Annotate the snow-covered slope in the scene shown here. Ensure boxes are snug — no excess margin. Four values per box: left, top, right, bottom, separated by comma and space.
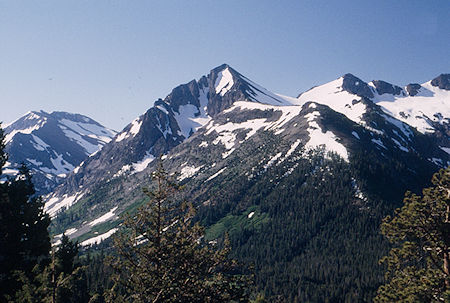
44, 66, 449, 246
2, 111, 116, 193
295, 73, 450, 154
44, 64, 297, 216
372, 80, 450, 134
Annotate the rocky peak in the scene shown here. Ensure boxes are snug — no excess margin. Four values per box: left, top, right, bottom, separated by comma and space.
405, 83, 422, 96
341, 74, 374, 99
430, 74, 450, 90
207, 64, 250, 116
163, 79, 201, 114
371, 80, 403, 96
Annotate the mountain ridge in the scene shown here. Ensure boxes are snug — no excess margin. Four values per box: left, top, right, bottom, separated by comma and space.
43, 64, 449, 241
2, 110, 116, 194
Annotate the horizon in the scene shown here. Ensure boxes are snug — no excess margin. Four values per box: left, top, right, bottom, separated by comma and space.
1, 1, 449, 131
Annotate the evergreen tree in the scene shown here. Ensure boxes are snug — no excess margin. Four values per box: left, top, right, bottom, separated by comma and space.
107, 161, 252, 303
375, 167, 450, 302
56, 234, 79, 275
0, 124, 51, 301
12, 235, 89, 303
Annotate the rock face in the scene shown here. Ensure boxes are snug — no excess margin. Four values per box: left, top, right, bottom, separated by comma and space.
341, 74, 374, 98
372, 80, 403, 95
431, 74, 450, 90
3, 111, 116, 194
406, 83, 422, 96
45, 66, 450, 237
44, 64, 294, 215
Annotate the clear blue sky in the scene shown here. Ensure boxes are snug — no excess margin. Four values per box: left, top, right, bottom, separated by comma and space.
1, 1, 449, 131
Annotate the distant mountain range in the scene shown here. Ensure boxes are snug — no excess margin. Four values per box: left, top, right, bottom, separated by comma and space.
2, 111, 116, 194
2, 65, 449, 301
41, 64, 449, 238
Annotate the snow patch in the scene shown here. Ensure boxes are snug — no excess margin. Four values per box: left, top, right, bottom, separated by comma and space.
304, 111, 349, 161
81, 228, 118, 247
88, 207, 119, 227
206, 167, 227, 181
132, 153, 155, 173
174, 86, 211, 139
371, 138, 387, 149
178, 165, 203, 181
215, 67, 234, 96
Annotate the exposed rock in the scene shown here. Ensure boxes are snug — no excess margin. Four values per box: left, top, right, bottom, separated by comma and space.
405, 83, 421, 96
341, 74, 374, 99
372, 80, 403, 95
430, 74, 450, 90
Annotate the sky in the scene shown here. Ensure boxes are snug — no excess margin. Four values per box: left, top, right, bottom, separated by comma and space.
0, 1, 449, 131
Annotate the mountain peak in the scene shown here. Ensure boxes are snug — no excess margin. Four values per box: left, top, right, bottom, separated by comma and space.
370, 80, 403, 96
430, 74, 450, 90
341, 73, 374, 98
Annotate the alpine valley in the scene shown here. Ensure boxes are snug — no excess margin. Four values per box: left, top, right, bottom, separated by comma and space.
6, 65, 450, 301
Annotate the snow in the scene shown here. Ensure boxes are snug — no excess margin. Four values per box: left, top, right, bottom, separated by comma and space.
59, 119, 115, 144
61, 128, 101, 155
6, 124, 44, 144
248, 212, 255, 219
88, 206, 118, 227
215, 67, 234, 96
65, 228, 77, 236
174, 86, 211, 139
115, 117, 142, 142
115, 131, 128, 142
373, 81, 450, 134
129, 118, 142, 136
156, 105, 169, 115
26, 158, 43, 167
40, 153, 75, 175
430, 158, 443, 166
132, 152, 155, 173
206, 167, 227, 181
113, 164, 131, 178
222, 148, 235, 159
392, 138, 409, 152
351, 131, 360, 139
264, 152, 283, 170
199, 141, 208, 148
285, 139, 302, 159
178, 165, 203, 181
371, 138, 387, 149
205, 102, 304, 158
81, 228, 118, 246
30, 135, 50, 151
304, 111, 349, 161
380, 114, 413, 139
440, 146, 450, 155
295, 77, 367, 125
240, 75, 293, 105
45, 192, 85, 217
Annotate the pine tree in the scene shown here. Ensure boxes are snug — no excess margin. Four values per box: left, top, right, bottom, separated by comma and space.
107, 161, 252, 303
56, 234, 79, 275
0, 124, 51, 301
12, 235, 89, 303
374, 167, 450, 302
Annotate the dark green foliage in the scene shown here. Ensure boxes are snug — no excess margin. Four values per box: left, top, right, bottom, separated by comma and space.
195, 138, 436, 302
0, 124, 51, 301
375, 167, 450, 302
56, 234, 79, 275
107, 161, 252, 302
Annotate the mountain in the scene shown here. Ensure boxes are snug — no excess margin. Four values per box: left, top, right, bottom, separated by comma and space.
2, 111, 116, 194
44, 64, 295, 216
44, 66, 449, 301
